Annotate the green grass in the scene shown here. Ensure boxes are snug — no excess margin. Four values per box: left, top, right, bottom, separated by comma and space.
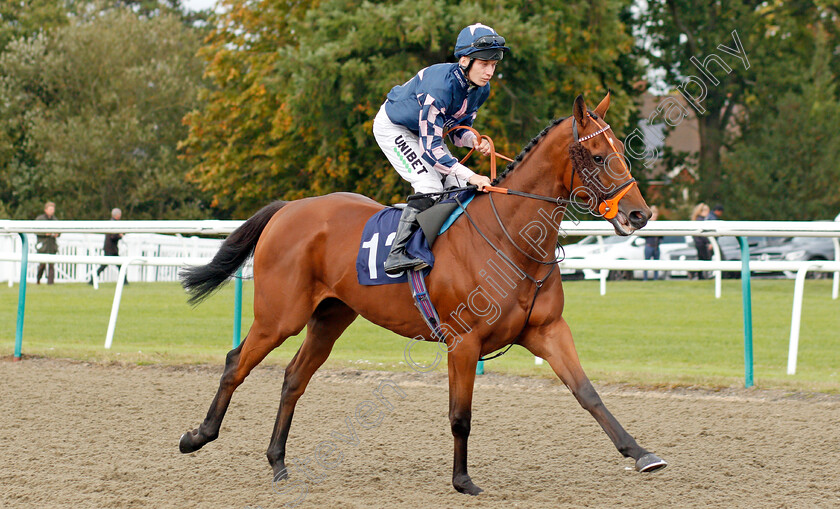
2, 279, 839, 393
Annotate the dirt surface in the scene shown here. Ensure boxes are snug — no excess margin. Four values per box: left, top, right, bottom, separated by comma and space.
2, 358, 839, 508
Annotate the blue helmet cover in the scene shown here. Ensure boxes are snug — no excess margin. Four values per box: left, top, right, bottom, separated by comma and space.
454, 23, 511, 60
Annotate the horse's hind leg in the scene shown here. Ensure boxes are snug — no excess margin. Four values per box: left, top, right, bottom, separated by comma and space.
266, 298, 357, 480
179, 305, 311, 454
520, 318, 667, 472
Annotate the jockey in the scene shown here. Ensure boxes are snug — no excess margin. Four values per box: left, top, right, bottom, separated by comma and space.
373, 23, 510, 275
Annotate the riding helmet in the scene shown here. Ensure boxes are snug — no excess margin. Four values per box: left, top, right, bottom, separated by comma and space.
453, 24, 510, 61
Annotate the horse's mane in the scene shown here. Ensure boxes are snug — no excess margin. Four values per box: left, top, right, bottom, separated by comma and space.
491, 116, 569, 186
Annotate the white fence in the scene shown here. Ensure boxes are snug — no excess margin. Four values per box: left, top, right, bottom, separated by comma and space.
557, 220, 840, 300
2, 219, 839, 379
0, 220, 245, 358
0, 232, 231, 285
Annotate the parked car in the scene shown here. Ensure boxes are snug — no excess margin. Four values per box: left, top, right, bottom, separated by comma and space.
665, 237, 785, 278
560, 235, 691, 280
557, 236, 607, 280
750, 237, 838, 279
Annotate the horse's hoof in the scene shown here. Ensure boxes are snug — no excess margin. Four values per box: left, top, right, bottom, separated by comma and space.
272, 465, 289, 482
179, 431, 203, 454
453, 475, 483, 496
635, 452, 668, 473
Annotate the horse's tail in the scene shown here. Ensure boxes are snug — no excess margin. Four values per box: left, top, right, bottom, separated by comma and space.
181, 201, 287, 305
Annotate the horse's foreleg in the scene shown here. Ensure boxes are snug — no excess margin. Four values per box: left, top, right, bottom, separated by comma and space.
520, 318, 667, 472
179, 323, 289, 454
447, 339, 483, 495
266, 299, 357, 481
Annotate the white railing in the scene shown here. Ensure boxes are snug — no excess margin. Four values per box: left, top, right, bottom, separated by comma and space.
2, 219, 838, 378
0, 221, 246, 360
556, 221, 840, 377
559, 258, 840, 299
562, 220, 840, 237
0, 219, 241, 235
0, 231, 234, 285
0, 252, 218, 348
559, 220, 840, 298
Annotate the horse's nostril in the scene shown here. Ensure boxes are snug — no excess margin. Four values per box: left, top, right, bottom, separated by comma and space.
629, 211, 647, 227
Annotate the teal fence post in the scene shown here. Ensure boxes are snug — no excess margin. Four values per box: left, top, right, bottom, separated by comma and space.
14, 233, 29, 361
737, 236, 754, 388
476, 360, 484, 375
232, 267, 243, 348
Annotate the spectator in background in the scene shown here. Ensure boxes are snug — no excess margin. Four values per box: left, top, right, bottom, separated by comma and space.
691, 203, 709, 221
90, 208, 126, 285
691, 203, 710, 279
35, 201, 60, 285
707, 204, 724, 221
643, 206, 661, 281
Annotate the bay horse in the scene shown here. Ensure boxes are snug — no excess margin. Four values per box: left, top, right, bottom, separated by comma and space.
179, 92, 667, 496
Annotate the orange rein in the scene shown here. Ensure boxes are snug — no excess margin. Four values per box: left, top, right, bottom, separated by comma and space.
445, 125, 512, 194
446, 122, 636, 220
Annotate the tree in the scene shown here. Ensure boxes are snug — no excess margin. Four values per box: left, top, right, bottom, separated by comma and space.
719, 28, 840, 220
179, 0, 317, 217
639, 0, 839, 204
183, 0, 643, 217
0, 7, 209, 219
0, 0, 205, 55
0, 0, 70, 54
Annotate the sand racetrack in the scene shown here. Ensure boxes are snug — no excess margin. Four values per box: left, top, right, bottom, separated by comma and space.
1, 358, 839, 508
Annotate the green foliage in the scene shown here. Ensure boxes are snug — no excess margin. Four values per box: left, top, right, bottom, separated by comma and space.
7, 1, 835, 221
719, 30, 840, 220
0, 7, 210, 219
640, 0, 839, 206
0, 0, 69, 54
0, 0, 205, 55
183, 0, 642, 217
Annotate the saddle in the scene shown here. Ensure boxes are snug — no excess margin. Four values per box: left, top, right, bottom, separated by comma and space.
355, 189, 476, 287
393, 199, 460, 248
417, 188, 476, 247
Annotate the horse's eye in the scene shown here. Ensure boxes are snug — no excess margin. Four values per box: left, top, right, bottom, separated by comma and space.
593, 155, 604, 164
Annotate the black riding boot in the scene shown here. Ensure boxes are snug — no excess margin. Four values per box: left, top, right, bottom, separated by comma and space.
384, 198, 433, 275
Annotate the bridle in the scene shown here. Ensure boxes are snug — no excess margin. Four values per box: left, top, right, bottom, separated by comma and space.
418, 118, 639, 361
445, 117, 638, 219
569, 113, 638, 220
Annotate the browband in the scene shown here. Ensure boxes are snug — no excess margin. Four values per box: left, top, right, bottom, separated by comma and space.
572, 117, 611, 143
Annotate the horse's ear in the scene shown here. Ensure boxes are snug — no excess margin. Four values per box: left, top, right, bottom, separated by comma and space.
593, 90, 611, 120
573, 94, 588, 128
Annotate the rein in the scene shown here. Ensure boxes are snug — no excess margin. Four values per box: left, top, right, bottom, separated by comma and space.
443, 125, 573, 207
441, 127, 558, 360
425, 119, 637, 361
569, 114, 638, 220
445, 122, 638, 216
446, 125, 513, 181
453, 193, 557, 362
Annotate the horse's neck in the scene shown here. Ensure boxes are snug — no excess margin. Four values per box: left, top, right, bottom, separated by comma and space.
487, 132, 571, 264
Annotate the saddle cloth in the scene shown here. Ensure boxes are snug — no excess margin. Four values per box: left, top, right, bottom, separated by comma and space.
356, 189, 476, 286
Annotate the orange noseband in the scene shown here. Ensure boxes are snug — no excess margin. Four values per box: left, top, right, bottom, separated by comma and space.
576, 114, 638, 220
